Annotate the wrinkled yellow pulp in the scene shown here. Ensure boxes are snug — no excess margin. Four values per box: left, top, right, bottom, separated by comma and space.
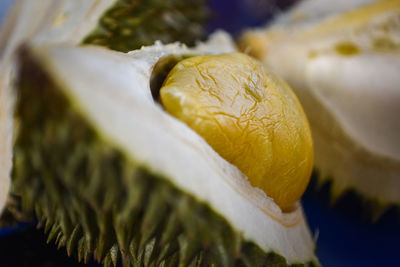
159, 53, 313, 212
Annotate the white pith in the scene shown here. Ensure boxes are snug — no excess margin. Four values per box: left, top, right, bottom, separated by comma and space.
24, 32, 318, 264
242, 0, 400, 207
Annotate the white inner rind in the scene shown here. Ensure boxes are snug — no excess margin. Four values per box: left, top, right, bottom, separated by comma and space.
27, 35, 317, 264
307, 53, 400, 161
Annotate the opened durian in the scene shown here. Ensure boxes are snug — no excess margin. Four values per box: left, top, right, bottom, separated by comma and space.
10, 34, 319, 266
0, 0, 319, 266
240, 0, 400, 219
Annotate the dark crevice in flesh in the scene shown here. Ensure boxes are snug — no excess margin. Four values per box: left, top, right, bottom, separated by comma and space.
149, 54, 193, 101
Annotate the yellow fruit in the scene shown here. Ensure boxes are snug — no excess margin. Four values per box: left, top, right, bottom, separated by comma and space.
160, 53, 313, 211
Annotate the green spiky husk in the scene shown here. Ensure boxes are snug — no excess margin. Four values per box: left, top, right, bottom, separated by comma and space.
82, 0, 209, 52
10, 49, 317, 267
307, 171, 400, 223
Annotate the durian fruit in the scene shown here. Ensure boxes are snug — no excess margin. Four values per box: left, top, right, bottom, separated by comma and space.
10, 32, 319, 266
239, 0, 400, 219
0, 0, 208, 214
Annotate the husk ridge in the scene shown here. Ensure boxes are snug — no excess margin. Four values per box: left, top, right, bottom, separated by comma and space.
308, 170, 400, 223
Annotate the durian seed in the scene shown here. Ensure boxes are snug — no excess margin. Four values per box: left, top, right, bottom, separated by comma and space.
159, 53, 314, 211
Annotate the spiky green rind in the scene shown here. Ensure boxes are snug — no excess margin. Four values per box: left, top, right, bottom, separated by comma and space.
82, 0, 209, 52
308, 171, 400, 222
10, 50, 317, 267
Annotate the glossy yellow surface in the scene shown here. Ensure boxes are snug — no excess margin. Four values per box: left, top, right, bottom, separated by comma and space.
159, 53, 313, 211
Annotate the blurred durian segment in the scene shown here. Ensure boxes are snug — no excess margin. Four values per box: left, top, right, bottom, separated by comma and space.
239, 0, 400, 219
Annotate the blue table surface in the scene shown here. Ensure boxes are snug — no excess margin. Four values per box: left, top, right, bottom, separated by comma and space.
0, 0, 399, 266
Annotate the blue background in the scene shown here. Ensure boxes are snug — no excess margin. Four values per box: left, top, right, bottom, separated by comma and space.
0, 0, 399, 266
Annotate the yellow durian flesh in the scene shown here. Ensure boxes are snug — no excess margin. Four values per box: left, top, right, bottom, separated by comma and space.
160, 53, 314, 212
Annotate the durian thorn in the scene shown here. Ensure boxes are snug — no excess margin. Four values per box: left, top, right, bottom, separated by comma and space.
178, 234, 201, 266
103, 254, 113, 267
96, 214, 115, 261
156, 241, 179, 265
57, 236, 66, 249
143, 237, 157, 266
83, 246, 91, 264
46, 224, 61, 244
55, 231, 64, 246
77, 237, 86, 262
44, 218, 53, 234
66, 225, 82, 256
212, 234, 232, 267
110, 243, 120, 267
120, 252, 131, 267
